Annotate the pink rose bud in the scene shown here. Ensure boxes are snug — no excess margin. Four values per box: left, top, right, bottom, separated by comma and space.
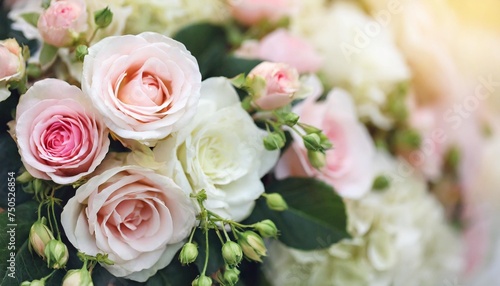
248, 61, 300, 110
236, 29, 323, 74
37, 0, 88, 47
0, 38, 24, 80
230, 0, 294, 26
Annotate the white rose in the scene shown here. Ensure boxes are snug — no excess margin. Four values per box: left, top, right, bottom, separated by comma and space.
61, 164, 196, 282
153, 77, 279, 222
290, 1, 410, 128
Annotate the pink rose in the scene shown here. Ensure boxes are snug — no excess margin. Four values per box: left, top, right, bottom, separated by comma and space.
15, 78, 109, 184
248, 61, 300, 110
230, 0, 294, 26
276, 87, 376, 198
236, 29, 322, 73
82, 32, 201, 145
37, 0, 88, 47
61, 164, 196, 282
0, 38, 25, 101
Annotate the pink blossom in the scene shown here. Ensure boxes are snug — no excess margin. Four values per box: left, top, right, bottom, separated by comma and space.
230, 0, 294, 26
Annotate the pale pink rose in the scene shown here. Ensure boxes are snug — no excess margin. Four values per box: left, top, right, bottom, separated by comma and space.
0, 38, 23, 79
276, 88, 376, 199
230, 0, 294, 26
248, 61, 300, 110
82, 32, 201, 146
236, 29, 322, 73
37, 0, 88, 47
14, 78, 109, 184
61, 164, 196, 282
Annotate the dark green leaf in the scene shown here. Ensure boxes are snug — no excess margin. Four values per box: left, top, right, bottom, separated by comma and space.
0, 133, 32, 209
193, 229, 225, 276
245, 178, 349, 250
173, 23, 227, 79
146, 257, 198, 286
91, 265, 142, 286
208, 56, 261, 79
1, 240, 65, 285
0, 200, 38, 279
39, 43, 58, 67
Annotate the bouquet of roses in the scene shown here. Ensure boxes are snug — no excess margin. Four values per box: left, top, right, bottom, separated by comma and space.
2, 0, 500, 285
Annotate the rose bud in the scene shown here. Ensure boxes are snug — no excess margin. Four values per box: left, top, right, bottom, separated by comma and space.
223, 268, 240, 286
0, 38, 25, 102
44, 239, 69, 269
20, 280, 45, 286
263, 193, 288, 211
238, 231, 267, 262
192, 275, 212, 286
37, 0, 88, 47
222, 241, 243, 266
254, 219, 278, 238
179, 242, 198, 265
29, 218, 55, 258
62, 268, 94, 286
247, 62, 301, 110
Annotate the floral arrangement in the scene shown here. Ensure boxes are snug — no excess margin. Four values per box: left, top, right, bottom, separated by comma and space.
1, 0, 500, 285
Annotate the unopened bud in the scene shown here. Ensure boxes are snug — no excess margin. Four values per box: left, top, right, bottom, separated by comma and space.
254, 220, 278, 238
307, 150, 326, 169
94, 7, 113, 29
63, 268, 94, 286
372, 175, 390, 191
179, 242, 198, 265
238, 231, 267, 262
75, 45, 88, 62
263, 193, 288, 211
192, 275, 212, 286
299, 123, 321, 134
222, 241, 243, 266
17, 170, 33, 184
44, 239, 69, 269
303, 133, 322, 151
223, 268, 240, 286
29, 218, 55, 258
282, 112, 300, 127
263, 132, 285, 150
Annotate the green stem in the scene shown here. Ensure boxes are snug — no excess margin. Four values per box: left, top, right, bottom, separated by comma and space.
213, 224, 226, 244
188, 225, 197, 243
201, 228, 209, 276
87, 28, 100, 44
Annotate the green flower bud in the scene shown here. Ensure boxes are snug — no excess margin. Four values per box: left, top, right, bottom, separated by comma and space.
21, 279, 45, 286
221, 241, 243, 266
75, 45, 88, 62
29, 218, 55, 258
63, 268, 94, 286
179, 242, 198, 265
303, 133, 322, 151
298, 123, 321, 134
192, 275, 212, 286
263, 132, 285, 150
254, 219, 278, 238
282, 112, 300, 127
307, 150, 326, 169
223, 268, 240, 286
17, 170, 33, 183
44, 239, 69, 269
94, 7, 113, 29
238, 231, 267, 262
372, 175, 390, 191
263, 193, 288, 211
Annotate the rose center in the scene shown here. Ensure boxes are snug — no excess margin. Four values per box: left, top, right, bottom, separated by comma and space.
40, 116, 83, 160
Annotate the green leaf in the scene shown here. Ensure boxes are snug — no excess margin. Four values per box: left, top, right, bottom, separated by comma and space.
173, 23, 227, 78
1, 240, 65, 285
20, 13, 40, 28
193, 229, 225, 276
146, 257, 198, 286
245, 178, 350, 250
91, 265, 142, 286
208, 56, 261, 79
0, 200, 38, 279
0, 133, 32, 209
39, 43, 58, 67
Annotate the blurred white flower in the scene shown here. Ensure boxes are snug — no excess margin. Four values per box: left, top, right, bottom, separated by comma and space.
265, 152, 462, 285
